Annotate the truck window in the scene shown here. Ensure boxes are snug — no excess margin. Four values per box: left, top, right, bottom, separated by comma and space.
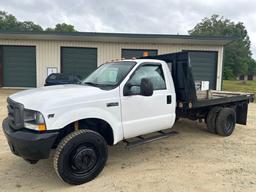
83, 61, 136, 88
128, 64, 166, 92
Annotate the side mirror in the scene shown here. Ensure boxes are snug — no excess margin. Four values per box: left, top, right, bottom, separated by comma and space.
140, 78, 153, 96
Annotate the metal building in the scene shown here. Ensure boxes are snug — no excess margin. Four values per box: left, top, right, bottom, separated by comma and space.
0, 32, 232, 89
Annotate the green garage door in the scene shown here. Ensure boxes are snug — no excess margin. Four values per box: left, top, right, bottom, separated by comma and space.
61, 47, 97, 79
3, 46, 36, 87
189, 51, 217, 89
121, 49, 158, 59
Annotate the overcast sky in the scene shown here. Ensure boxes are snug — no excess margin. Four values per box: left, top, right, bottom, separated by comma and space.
1, 0, 256, 57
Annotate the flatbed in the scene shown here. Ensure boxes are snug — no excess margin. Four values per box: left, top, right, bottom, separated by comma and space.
144, 51, 254, 124
194, 90, 254, 108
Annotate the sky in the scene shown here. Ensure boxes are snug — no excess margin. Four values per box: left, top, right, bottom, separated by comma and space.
1, 0, 256, 57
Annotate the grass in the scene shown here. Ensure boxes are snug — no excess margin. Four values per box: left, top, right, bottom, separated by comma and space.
223, 80, 256, 97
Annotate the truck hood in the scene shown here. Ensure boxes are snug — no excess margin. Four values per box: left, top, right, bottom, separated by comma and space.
9, 84, 111, 111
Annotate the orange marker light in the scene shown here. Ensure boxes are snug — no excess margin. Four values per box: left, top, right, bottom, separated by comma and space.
38, 124, 46, 132
143, 51, 149, 57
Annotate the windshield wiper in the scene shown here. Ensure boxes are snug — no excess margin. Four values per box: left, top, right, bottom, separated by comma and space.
84, 82, 116, 88
83, 82, 100, 87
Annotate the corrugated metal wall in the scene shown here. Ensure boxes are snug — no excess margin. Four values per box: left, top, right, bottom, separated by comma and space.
0, 39, 223, 90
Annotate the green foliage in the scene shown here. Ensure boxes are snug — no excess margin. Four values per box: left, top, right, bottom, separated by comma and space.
189, 15, 254, 79
223, 66, 236, 80
0, 11, 77, 32
248, 58, 256, 75
45, 23, 77, 32
0, 11, 43, 32
18, 21, 43, 32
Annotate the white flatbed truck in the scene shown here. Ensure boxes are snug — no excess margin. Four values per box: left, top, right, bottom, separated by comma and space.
2, 51, 254, 185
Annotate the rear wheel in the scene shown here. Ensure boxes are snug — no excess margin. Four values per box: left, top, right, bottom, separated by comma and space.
53, 129, 108, 185
206, 107, 222, 133
215, 108, 236, 136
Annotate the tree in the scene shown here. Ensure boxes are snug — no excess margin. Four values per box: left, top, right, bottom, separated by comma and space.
0, 11, 77, 33
18, 21, 43, 32
248, 58, 256, 75
0, 11, 18, 30
189, 15, 253, 80
45, 23, 77, 32
0, 11, 43, 32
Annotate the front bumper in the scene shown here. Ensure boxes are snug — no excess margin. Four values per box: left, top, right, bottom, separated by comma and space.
2, 118, 58, 161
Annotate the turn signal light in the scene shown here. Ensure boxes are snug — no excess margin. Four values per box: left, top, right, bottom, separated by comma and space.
38, 124, 46, 132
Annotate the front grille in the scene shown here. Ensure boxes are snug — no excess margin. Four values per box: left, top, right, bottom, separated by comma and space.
7, 97, 24, 130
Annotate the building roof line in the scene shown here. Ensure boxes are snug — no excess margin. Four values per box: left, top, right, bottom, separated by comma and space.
0, 31, 235, 45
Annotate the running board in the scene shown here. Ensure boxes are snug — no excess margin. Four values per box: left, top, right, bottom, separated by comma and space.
123, 130, 178, 149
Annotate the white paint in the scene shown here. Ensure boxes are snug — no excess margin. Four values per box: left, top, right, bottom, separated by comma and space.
47, 67, 58, 76
10, 84, 124, 144
120, 59, 176, 139
9, 59, 176, 144
201, 81, 210, 91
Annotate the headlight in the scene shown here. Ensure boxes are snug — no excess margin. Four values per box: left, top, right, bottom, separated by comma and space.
24, 109, 46, 131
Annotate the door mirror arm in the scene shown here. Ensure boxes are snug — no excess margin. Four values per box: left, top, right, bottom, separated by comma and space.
123, 83, 132, 96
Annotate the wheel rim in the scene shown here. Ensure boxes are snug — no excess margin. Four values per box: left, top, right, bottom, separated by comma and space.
225, 114, 235, 133
70, 145, 98, 175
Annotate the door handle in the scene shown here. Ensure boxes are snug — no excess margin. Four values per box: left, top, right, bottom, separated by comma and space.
167, 95, 172, 104
106, 102, 119, 107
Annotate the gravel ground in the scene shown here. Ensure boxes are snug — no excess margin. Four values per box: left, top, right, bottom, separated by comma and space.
0, 89, 256, 192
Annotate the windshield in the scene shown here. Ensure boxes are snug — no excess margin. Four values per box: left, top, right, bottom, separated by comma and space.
82, 61, 136, 88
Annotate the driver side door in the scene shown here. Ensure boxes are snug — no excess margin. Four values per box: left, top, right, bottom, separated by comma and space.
121, 62, 175, 139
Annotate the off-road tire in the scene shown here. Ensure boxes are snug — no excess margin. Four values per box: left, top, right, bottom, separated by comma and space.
215, 107, 236, 136
53, 129, 108, 185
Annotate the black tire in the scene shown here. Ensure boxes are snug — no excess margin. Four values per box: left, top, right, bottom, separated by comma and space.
206, 107, 222, 133
216, 108, 236, 136
54, 129, 108, 185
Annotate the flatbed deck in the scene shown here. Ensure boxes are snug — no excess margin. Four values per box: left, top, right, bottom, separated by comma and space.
193, 90, 254, 108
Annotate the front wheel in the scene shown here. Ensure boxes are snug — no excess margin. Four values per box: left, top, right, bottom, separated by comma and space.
53, 129, 108, 185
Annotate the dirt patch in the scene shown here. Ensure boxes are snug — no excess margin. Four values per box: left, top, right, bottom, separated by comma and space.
0, 89, 256, 192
